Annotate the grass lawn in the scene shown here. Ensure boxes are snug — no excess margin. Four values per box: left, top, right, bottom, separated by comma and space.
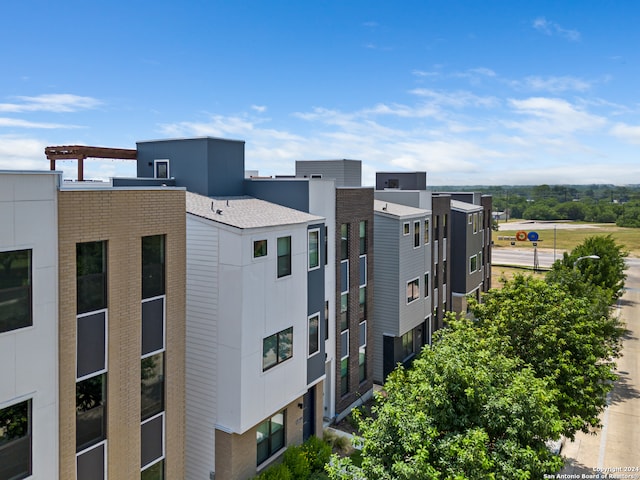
491, 265, 546, 288
493, 222, 640, 257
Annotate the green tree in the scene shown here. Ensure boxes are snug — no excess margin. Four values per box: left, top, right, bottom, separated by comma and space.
327, 320, 564, 480
471, 275, 621, 439
549, 234, 627, 300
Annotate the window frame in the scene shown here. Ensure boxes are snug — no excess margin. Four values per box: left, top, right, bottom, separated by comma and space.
142, 235, 165, 300
413, 220, 420, 248
276, 236, 292, 278
0, 397, 32, 480
406, 278, 420, 304
256, 411, 286, 466
76, 439, 107, 480
308, 313, 320, 358
308, 228, 320, 271
76, 241, 107, 315
402, 222, 410, 236
253, 239, 268, 259
76, 309, 108, 382
153, 159, 170, 179
469, 254, 478, 273
0, 248, 32, 335
424, 272, 430, 298
140, 411, 165, 472
424, 219, 430, 245
262, 327, 294, 371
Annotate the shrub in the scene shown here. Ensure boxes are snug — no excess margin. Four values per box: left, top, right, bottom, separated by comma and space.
283, 444, 311, 479
301, 435, 332, 472
254, 463, 292, 480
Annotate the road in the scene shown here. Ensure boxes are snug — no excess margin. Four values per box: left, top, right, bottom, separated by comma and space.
492, 247, 640, 272
492, 246, 640, 475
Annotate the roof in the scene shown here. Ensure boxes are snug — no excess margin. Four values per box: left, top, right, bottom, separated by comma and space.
450, 200, 483, 212
186, 191, 323, 229
374, 199, 428, 218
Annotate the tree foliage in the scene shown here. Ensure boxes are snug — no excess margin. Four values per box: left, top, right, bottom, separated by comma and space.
471, 275, 622, 439
548, 234, 628, 301
327, 320, 564, 480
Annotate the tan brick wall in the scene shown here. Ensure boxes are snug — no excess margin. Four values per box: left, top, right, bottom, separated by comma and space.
215, 397, 304, 480
58, 188, 186, 479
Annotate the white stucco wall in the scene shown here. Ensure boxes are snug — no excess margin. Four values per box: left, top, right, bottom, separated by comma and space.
0, 171, 59, 478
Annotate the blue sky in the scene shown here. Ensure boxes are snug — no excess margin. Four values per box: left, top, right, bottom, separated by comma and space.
1, 0, 639, 186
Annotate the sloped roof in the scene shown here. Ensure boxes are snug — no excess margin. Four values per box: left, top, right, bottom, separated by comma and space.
186, 191, 323, 229
451, 199, 482, 212
374, 199, 428, 218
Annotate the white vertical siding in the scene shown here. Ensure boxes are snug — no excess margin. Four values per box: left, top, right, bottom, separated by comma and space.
185, 215, 219, 480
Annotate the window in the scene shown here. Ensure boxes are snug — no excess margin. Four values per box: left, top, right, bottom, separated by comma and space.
359, 255, 366, 287
469, 255, 478, 273
324, 301, 329, 341
359, 286, 366, 317
407, 278, 420, 304
262, 327, 293, 371
308, 229, 319, 270
340, 260, 349, 294
141, 414, 164, 471
253, 239, 267, 258
324, 226, 328, 266
0, 249, 32, 334
308, 314, 320, 357
0, 399, 31, 480
77, 311, 107, 379
154, 160, 169, 179
468, 214, 472, 224
443, 214, 448, 238
359, 321, 366, 383
142, 298, 165, 356
340, 330, 350, 394
257, 412, 285, 465
340, 293, 348, 332
414, 221, 420, 248
277, 236, 291, 278
340, 224, 349, 261
141, 459, 164, 480
401, 330, 414, 360
473, 213, 478, 234
424, 272, 430, 298
424, 219, 430, 244
478, 251, 483, 268
76, 373, 107, 452
77, 442, 105, 480
403, 222, 410, 235
141, 353, 164, 421
359, 221, 367, 255
77, 241, 107, 314
142, 235, 165, 300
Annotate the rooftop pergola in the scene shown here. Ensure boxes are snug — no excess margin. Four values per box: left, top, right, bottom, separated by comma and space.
45, 145, 137, 181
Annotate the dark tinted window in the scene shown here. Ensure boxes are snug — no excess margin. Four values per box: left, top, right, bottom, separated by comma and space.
0, 249, 32, 333
142, 236, 165, 299
77, 242, 107, 314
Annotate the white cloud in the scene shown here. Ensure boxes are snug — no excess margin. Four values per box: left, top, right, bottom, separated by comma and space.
511, 76, 592, 93
0, 94, 102, 113
610, 123, 640, 144
505, 97, 606, 136
409, 88, 499, 109
0, 117, 81, 129
0, 135, 48, 170
251, 105, 267, 113
532, 17, 580, 41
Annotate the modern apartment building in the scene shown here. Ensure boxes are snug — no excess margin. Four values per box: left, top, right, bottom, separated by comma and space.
57, 180, 186, 480
1, 171, 60, 480
135, 137, 329, 479
372, 200, 432, 383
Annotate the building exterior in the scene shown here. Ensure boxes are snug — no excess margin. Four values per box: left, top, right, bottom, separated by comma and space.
57, 182, 186, 480
1, 171, 60, 480
372, 200, 432, 383
374, 172, 452, 331
184, 192, 325, 480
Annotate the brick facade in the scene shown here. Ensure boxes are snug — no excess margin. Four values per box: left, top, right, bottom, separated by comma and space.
58, 188, 186, 479
335, 187, 374, 416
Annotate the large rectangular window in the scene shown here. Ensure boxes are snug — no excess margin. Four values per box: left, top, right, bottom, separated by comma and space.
0, 399, 31, 480
340, 260, 349, 294
340, 224, 349, 261
359, 321, 367, 383
424, 219, 430, 245
0, 249, 32, 334
77, 241, 107, 314
141, 413, 164, 471
142, 235, 165, 299
257, 412, 285, 465
277, 236, 292, 278
308, 314, 319, 357
340, 357, 349, 396
76, 374, 107, 452
424, 272, 430, 298
308, 229, 320, 270
141, 353, 165, 421
359, 286, 366, 317
406, 278, 420, 304
262, 327, 293, 371
359, 221, 367, 255
77, 311, 107, 379
414, 221, 420, 248
401, 330, 414, 360
340, 293, 348, 332
77, 442, 105, 480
